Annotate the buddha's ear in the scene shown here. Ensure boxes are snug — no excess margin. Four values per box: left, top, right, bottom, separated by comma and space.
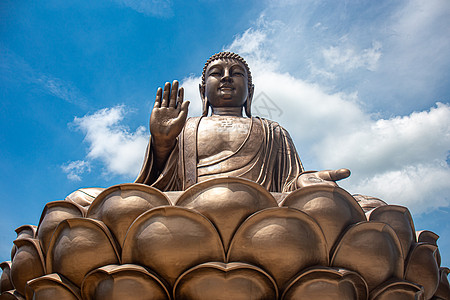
245, 84, 254, 117
199, 84, 209, 117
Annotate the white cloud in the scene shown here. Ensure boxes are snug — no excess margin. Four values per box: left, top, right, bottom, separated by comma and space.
228, 1, 450, 115
345, 162, 450, 213
316, 103, 450, 175
322, 41, 382, 72
375, 0, 450, 105
225, 26, 279, 74
70, 105, 149, 179
61, 160, 91, 181
181, 75, 203, 118
205, 25, 450, 214
112, 0, 173, 17
318, 102, 450, 213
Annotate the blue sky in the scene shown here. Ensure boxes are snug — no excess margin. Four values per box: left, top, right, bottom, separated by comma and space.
1, 0, 449, 269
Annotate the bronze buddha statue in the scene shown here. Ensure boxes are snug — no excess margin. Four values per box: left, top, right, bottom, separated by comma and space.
136, 51, 350, 191
3, 52, 447, 300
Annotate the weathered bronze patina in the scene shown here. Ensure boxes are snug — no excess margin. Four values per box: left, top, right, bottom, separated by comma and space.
1, 52, 449, 300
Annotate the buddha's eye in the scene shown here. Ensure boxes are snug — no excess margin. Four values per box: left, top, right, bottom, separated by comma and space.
208, 68, 222, 77
233, 71, 244, 77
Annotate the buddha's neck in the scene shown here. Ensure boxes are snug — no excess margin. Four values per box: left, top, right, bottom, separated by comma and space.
211, 106, 243, 117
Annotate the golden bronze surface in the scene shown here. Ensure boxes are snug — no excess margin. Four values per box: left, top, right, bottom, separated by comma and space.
1, 180, 449, 299
281, 185, 365, 253
86, 183, 170, 247
1, 52, 449, 299
121, 206, 226, 287
45, 218, 120, 287
25, 273, 81, 300
81, 264, 170, 300
174, 262, 278, 300
176, 177, 278, 251
331, 222, 404, 291
281, 267, 368, 300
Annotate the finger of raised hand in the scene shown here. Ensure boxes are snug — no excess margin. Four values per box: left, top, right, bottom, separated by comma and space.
176, 100, 190, 122
176, 87, 184, 110
154, 87, 162, 108
169, 80, 178, 108
161, 82, 171, 107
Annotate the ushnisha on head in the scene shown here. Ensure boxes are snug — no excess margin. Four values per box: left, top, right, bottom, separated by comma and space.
200, 52, 254, 117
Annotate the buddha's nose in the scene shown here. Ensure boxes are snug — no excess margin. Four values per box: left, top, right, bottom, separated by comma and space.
221, 70, 232, 82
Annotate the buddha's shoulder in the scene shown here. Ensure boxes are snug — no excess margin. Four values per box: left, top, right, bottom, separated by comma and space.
254, 117, 285, 130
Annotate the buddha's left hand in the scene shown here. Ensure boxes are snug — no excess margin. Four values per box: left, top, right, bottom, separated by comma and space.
296, 168, 351, 188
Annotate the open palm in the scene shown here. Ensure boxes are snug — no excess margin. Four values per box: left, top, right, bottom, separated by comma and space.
150, 80, 189, 146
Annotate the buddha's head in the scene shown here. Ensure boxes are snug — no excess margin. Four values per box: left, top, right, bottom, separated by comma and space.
200, 52, 254, 117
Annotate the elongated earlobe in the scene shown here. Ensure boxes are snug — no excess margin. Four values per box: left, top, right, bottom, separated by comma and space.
199, 84, 209, 116
245, 84, 254, 117
202, 99, 209, 117
245, 101, 251, 117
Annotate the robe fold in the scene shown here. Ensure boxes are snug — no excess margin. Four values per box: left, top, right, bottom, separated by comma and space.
135, 117, 304, 192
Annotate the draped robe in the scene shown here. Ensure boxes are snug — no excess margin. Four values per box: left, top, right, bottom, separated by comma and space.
135, 116, 304, 192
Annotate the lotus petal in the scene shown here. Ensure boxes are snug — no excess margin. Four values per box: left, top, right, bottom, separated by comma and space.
81, 264, 170, 300
282, 267, 368, 300
25, 273, 81, 300
228, 207, 328, 291
176, 177, 278, 252
352, 195, 387, 213
433, 267, 450, 300
404, 243, 439, 299
0, 290, 25, 299
10, 239, 45, 296
174, 262, 278, 300
368, 205, 415, 259
369, 279, 424, 300
46, 218, 120, 287
87, 183, 170, 247
122, 206, 225, 287
14, 225, 37, 240
11, 225, 37, 260
416, 230, 441, 267
0, 262, 13, 293
36, 201, 84, 255
331, 222, 403, 291
281, 186, 365, 252
65, 188, 105, 207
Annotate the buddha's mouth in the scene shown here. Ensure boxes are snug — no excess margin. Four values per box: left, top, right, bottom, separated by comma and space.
219, 83, 234, 90
220, 87, 233, 91
219, 86, 234, 94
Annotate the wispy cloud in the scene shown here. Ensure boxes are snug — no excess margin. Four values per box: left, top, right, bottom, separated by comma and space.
322, 41, 382, 72
0, 46, 88, 107
68, 105, 149, 179
228, 1, 450, 115
111, 0, 173, 17
61, 160, 91, 181
202, 22, 450, 214
35, 75, 87, 106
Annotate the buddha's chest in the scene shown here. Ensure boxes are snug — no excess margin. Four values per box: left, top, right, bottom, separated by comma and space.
197, 117, 251, 163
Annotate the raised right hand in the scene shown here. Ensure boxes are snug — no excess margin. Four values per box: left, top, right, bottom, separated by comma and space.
150, 80, 189, 150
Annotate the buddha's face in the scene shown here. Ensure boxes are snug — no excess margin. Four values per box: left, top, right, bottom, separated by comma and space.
203, 58, 249, 110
